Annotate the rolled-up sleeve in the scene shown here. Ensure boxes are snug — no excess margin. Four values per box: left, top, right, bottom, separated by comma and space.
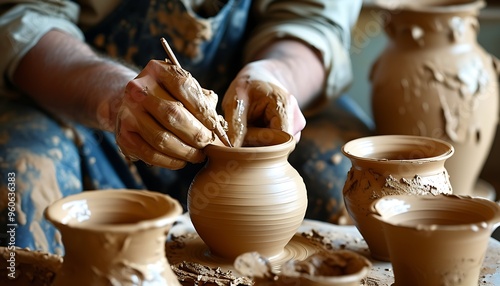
245, 0, 362, 104
0, 0, 83, 97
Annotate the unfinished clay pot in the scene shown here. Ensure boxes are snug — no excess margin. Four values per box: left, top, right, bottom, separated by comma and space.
233, 250, 372, 286
370, 0, 500, 196
371, 194, 500, 286
279, 250, 372, 286
44, 189, 182, 286
342, 135, 454, 261
188, 128, 308, 260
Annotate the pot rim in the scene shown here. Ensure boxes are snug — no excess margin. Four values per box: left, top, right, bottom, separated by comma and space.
370, 194, 500, 232
44, 189, 183, 233
342, 135, 454, 164
205, 127, 295, 155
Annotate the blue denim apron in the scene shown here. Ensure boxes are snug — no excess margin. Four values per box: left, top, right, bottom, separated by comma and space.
84, 0, 251, 95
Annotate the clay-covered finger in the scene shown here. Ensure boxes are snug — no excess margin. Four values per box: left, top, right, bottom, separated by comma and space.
249, 81, 289, 131
136, 111, 205, 163
203, 88, 218, 110
223, 96, 248, 147
117, 132, 187, 169
116, 116, 187, 169
142, 94, 215, 148
152, 61, 222, 133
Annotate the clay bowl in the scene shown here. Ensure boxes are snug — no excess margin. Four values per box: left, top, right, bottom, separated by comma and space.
279, 250, 372, 286
371, 194, 500, 286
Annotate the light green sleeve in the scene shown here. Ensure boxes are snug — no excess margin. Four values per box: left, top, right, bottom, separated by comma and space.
245, 0, 362, 109
0, 0, 84, 98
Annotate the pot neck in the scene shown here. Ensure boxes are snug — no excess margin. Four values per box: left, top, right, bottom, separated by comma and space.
204, 136, 295, 163
350, 158, 448, 177
380, 5, 481, 49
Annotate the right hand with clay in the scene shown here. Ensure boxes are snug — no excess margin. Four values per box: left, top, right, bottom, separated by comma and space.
115, 60, 227, 169
222, 60, 307, 147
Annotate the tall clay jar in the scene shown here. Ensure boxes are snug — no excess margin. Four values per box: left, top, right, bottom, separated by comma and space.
370, 0, 500, 196
342, 135, 454, 261
44, 189, 182, 286
188, 128, 308, 260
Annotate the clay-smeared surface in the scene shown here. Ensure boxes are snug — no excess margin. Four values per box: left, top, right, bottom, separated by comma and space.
166, 228, 372, 285
0, 247, 61, 286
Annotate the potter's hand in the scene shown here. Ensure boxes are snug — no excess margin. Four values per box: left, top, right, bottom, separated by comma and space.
222, 61, 306, 147
115, 60, 225, 169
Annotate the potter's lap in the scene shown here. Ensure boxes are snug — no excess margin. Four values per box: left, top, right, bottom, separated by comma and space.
0, 99, 144, 253
0, 99, 84, 254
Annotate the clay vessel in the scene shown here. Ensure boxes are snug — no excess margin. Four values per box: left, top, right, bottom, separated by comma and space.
371, 194, 500, 286
44, 189, 182, 286
370, 0, 500, 196
342, 135, 454, 261
279, 250, 372, 286
188, 128, 308, 260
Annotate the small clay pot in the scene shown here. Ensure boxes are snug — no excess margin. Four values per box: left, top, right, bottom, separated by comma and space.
279, 250, 372, 286
342, 135, 454, 261
188, 128, 308, 260
44, 189, 182, 286
371, 194, 500, 286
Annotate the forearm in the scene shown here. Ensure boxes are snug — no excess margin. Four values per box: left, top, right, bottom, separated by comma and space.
251, 39, 325, 109
12, 29, 138, 132
246, 0, 363, 111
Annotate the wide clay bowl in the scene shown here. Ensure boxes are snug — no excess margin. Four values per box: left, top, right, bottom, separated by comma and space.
371, 194, 500, 286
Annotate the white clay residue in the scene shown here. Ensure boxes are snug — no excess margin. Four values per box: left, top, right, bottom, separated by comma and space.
13, 151, 63, 252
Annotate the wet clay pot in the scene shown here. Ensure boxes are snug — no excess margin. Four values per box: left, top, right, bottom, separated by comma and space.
279, 250, 372, 286
44, 189, 182, 286
370, 0, 500, 196
341, 135, 454, 261
371, 194, 500, 286
188, 128, 308, 260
